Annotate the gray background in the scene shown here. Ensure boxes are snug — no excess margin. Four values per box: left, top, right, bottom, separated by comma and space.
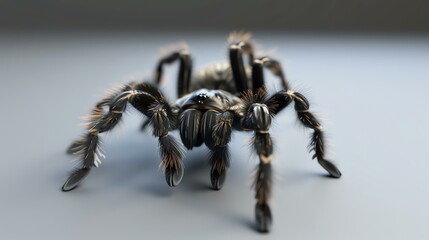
1, 1, 429, 240
1, 0, 429, 32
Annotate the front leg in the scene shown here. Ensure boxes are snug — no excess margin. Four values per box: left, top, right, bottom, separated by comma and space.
131, 83, 185, 187
253, 132, 273, 233
201, 110, 234, 190
240, 94, 275, 232
159, 135, 185, 187
250, 103, 274, 232
210, 111, 234, 190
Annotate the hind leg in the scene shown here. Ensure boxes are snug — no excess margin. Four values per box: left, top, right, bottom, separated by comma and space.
228, 31, 254, 93
154, 49, 193, 98
252, 57, 289, 92
140, 49, 192, 131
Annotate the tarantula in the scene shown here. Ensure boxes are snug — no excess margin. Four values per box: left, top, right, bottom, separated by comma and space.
63, 32, 342, 233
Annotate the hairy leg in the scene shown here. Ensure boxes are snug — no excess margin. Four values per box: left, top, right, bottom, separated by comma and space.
266, 90, 342, 178
228, 31, 254, 93
64, 83, 185, 191
64, 88, 145, 191
154, 49, 192, 98
252, 56, 289, 92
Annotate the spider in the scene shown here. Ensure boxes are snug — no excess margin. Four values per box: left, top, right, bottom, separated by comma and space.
63, 32, 342, 233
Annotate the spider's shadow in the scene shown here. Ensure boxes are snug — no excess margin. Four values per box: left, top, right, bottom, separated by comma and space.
97, 131, 214, 196
141, 148, 212, 197
61, 129, 261, 232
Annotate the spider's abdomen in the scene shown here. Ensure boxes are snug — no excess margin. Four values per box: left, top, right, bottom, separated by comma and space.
190, 62, 251, 94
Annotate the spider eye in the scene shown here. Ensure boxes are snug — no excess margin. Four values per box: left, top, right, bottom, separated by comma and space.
196, 92, 208, 104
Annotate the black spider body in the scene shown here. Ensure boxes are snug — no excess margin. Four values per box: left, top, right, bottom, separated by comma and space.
63, 32, 342, 233
174, 89, 242, 147
189, 62, 251, 93
175, 88, 241, 112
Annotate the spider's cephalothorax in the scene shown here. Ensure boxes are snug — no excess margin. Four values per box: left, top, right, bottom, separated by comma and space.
63, 32, 342, 233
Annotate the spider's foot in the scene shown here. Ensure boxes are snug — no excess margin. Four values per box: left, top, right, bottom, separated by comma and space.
318, 159, 342, 178
210, 169, 226, 190
62, 168, 91, 192
165, 165, 184, 187
255, 203, 272, 233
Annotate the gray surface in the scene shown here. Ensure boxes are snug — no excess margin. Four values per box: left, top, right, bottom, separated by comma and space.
0, 31, 428, 239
